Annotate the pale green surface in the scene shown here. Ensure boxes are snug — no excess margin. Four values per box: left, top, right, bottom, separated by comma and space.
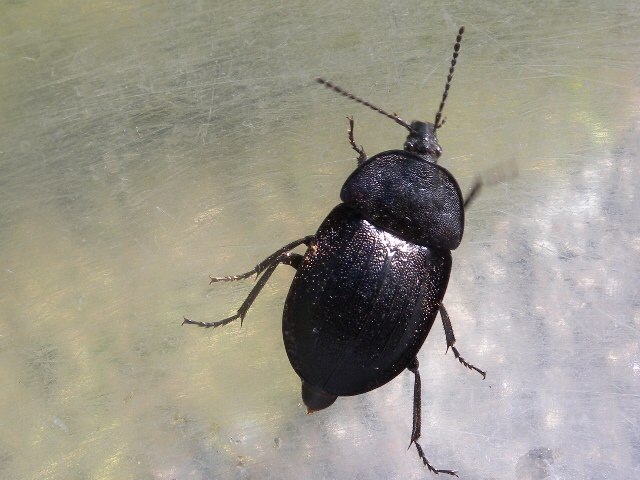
1, 1, 639, 479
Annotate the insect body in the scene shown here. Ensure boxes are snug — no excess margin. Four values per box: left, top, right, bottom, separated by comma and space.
184, 26, 485, 476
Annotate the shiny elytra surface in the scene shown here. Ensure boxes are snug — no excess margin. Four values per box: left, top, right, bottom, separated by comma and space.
283, 204, 451, 396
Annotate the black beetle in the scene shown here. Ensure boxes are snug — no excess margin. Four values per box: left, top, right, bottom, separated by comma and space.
184, 26, 486, 476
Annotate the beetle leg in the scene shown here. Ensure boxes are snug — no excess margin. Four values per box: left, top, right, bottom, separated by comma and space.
439, 305, 486, 379
462, 177, 482, 210
280, 252, 304, 269
183, 260, 279, 328
347, 117, 367, 164
208, 236, 314, 284
182, 239, 313, 329
407, 358, 458, 476
464, 162, 518, 210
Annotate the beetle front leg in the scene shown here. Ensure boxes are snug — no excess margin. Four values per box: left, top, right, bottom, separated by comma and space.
439, 304, 486, 379
347, 117, 367, 164
463, 178, 482, 210
407, 358, 458, 477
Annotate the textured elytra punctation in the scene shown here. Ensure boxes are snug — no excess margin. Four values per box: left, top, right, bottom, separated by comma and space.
283, 204, 452, 397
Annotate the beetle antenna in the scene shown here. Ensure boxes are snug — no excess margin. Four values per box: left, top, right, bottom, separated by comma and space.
316, 78, 416, 134
434, 26, 465, 130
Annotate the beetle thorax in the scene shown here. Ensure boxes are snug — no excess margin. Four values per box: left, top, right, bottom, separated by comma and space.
340, 150, 464, 250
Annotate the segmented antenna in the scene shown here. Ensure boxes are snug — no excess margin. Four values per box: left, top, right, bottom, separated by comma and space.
315, 78, 416, 134
434, 26, 465, 130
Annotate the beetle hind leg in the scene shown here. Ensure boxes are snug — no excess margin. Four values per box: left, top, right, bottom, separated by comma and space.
407, 358, 458, 477
439, 304, 486, 379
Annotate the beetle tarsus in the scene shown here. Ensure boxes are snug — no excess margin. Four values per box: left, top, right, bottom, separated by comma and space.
451, 345, 487, 379
347, 117, 367, 164
414, 442, 459, 476
440, 304, 486, 379
182, 314, 238, 328
209, 272, 254, 283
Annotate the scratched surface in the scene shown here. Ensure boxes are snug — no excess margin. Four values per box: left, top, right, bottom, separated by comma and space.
1, 1, 639, 479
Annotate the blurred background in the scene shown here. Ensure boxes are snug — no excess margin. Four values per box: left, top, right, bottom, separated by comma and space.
1, 1, 639, 479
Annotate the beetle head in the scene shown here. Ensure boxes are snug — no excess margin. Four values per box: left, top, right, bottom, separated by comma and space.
403, 120, 442, 161
316, 26, 464, 164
